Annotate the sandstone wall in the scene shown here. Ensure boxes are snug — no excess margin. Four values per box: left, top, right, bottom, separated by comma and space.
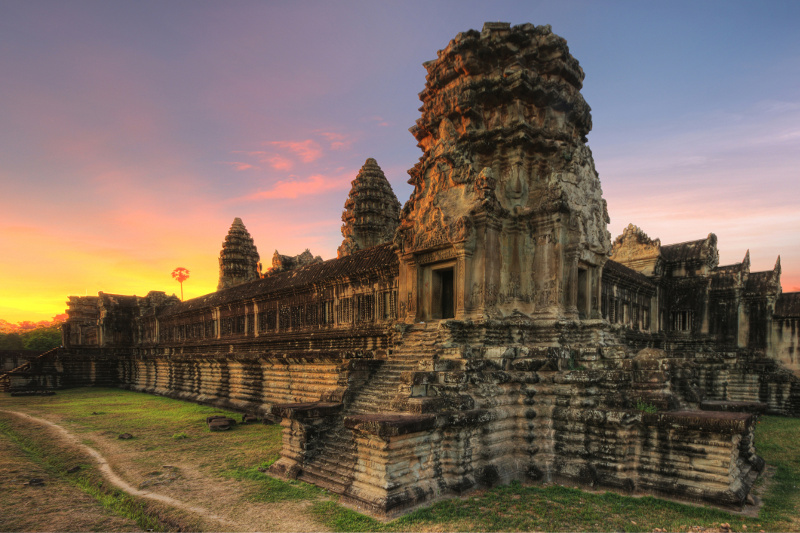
0, 350, 41, 372
773, 317, 800, 377
118, 355, 351, 418
269, 320, 763, 515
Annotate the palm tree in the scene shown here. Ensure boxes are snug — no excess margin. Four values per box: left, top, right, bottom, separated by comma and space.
171, 267, 190, 301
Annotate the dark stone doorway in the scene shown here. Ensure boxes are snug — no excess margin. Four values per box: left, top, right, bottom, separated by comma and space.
437, 268, 454, 319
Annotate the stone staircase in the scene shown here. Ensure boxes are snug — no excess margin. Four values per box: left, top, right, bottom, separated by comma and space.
0, 347, 61, 393
291, 323, 445, 493
295, 420, 359, 494
347, 323, 440, 414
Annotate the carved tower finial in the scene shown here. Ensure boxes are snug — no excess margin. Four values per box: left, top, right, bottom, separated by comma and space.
217, 217, 260, 291
338, 158, 401, 258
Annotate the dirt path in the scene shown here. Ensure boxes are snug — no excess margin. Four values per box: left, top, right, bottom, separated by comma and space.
2, 410, 329, 532
0, 423, 143, 532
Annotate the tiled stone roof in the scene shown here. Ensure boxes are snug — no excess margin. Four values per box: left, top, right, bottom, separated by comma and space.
775, 292, 800, 317
602, 259, 655, 289
161, 243, 398, 317
661, 239, 709, 263
745, 271, 779, 294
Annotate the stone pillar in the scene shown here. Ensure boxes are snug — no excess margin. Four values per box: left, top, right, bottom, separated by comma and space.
564, 247, 580, 319
455, 246, 472, 320
591, 266, 603, 319
213, 307, 221, 340
399, 255, 418, 323
737, 293, 748, 348
252, 299, 259, 337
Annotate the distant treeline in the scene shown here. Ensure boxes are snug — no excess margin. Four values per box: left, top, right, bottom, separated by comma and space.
0, 316, 66, 352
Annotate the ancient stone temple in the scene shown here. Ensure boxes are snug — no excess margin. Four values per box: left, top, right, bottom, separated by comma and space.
6, 21, 800, 517
396, 21, 609, 322
338, 158, 402, 258
217, 217, 260, 290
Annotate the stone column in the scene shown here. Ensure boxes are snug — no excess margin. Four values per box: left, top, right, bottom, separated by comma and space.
213, 307, 221, 339
399, 255, 418, 323
564, 247, 580, 319
591, 266, 603, 319
455, 246, 473, 320
736, 291, 747, 348
252, 299, 259, 337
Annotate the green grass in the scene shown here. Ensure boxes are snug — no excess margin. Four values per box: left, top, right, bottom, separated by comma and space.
0, 415, 179, 532
3, 388, 799, 532
225, 460, 326, 503
1, 387, 283, 474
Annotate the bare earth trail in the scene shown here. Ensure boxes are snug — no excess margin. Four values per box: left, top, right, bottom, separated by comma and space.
1, 410, 329, 532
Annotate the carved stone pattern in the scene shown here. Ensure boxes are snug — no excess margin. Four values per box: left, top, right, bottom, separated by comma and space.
217, 217, 260, 291
338, 158, 402, 258
416, 248, 458, 265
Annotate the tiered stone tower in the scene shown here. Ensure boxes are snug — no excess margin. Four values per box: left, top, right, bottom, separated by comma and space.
396, 22, 611, 322
217, 217, 260, 290
338, 158, 401, 258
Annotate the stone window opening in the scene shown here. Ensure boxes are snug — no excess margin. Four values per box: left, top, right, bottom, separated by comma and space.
672, 310, 693, 332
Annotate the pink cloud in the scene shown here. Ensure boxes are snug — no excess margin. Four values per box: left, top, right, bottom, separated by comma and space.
269, 139, 322, 162
366, 115, 390, 127
237, 173, 350, 201
267, 154, 293, 171
317, 131, 356, 151
221, 161, 257, 171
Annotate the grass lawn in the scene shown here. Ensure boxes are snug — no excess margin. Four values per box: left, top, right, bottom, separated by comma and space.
1, 388, 799, 532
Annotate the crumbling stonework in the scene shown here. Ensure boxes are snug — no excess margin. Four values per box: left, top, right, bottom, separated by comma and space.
10, 20, 800, 518
266, 249, 323, 276
218, 217, 260, 290
396, 23, 610, 323
338, 158, 401, 258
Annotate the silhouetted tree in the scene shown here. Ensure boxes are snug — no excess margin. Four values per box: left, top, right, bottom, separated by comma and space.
172, 267, 190, 301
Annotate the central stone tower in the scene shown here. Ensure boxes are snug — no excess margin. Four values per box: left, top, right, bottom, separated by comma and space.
395, 22, 611, 322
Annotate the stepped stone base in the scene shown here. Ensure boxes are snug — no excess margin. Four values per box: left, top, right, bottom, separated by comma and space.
2, 319, 784, 515
267, 321, 765, 516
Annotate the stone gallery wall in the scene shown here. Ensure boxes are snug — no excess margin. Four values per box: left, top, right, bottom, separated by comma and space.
21, 244, 399, 413
270, 319, 763, 514
774, 293, 800, 376
0, 350, 41, 372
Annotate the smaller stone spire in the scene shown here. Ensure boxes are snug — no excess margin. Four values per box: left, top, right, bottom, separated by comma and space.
338, 158, 402, 258
217, 217, 260, 291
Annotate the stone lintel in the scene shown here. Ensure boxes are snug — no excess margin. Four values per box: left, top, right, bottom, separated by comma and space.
700, 401, 768, 414
344, 413, 436, 438
271, 402, 342, 420
643, 410, 754, 433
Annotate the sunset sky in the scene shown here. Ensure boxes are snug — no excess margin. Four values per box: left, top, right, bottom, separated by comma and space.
2, 1, 799, 323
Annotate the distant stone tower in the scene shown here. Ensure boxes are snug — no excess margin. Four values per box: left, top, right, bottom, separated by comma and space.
217, 217, 260, 291
395, 22, 612, 321
337, 158, 401, 258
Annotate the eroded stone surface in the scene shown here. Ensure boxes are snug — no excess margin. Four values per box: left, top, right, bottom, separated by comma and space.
395, 21, 610, 322
217, 218, 260, 291
338, 158, 401, 258
267, 249, 323, 275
